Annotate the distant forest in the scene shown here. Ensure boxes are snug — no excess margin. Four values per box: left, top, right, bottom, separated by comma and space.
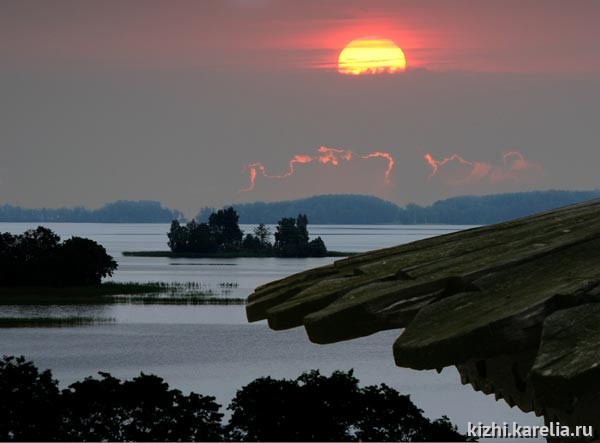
200, 190, 600, 225
2, 190, 600, 225
0, 200, 182, 223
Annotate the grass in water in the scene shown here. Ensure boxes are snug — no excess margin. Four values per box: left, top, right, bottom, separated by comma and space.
114, 295, 246, 305
0, 317, 115, 328
219, 282, 239, 288
0, 282, 246, 305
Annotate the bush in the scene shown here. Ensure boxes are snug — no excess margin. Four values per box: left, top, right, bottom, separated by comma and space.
0, 227, 117, 287
308, 237, 327, 257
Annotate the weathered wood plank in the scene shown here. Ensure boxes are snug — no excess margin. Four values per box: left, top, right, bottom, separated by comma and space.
532, 302, 600, 407
393, 237, 600, 369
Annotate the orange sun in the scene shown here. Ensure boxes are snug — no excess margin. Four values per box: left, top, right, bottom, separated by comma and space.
338, 37, 406, 75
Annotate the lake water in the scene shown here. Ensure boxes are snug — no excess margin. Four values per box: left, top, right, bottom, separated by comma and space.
0, 223, 543, 436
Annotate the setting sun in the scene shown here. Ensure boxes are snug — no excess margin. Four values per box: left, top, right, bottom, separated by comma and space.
338, 37, 407, 75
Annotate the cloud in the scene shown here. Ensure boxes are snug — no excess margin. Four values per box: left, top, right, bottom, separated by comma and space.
425, 151, 543, 185
240, 145, 394, 192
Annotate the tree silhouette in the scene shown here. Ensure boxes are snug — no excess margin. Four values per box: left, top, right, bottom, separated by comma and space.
168, 211, 326, 257
55, 237, 117, 285
186, 221, 217, 253
0, 228, 117, 287
242, 233, 262, 251
61, 372, 224, 441
274, 215, 327, 257
296, 214, 309, 244
227, 370, 470, 442
253, 223, 271, 248
307, 236, 327, 257
0, 357, 471, 442
167, 220, 187, 252
208, 207, 243, 250
167, 220, 217, 253
0, 356, 61, 441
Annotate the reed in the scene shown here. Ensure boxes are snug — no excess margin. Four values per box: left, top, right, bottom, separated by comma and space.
0, 282, 245, 305
0, 316, 115, 328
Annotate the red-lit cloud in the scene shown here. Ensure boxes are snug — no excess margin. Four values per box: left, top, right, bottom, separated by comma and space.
424, 151, 543, 185
317, 146, 353, 165
361, 152, 395, 182
242, 147, 542, 193
241, 146, 394, 192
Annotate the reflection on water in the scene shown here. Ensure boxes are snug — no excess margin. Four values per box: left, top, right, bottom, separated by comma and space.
0, 304, 110, 319
1, 304, 248, 324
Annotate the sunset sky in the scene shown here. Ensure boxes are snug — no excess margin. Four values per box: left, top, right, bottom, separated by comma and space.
1, 0, 600, 214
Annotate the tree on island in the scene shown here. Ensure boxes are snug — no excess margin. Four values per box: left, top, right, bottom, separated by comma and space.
0, 356, 471, 442
241, 223, 273, 252
167, 209, 327, 257
274, 215, 327, 257
254, 223, 271, 247
168, 208, 243, 253
168, 220, 218, 253
0, 227, 117, 287
208, 207, 244, 250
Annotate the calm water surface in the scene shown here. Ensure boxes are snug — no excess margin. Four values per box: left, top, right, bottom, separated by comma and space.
0, 223, 542, 435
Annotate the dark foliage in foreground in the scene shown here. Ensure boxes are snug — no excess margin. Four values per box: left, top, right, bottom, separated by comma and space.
0, 356, 472, 442
0, 356, 61, 441
0, 227, 117, 286
61, 372, 223, 441
227, 370, 469, 442
0, 356, 222, 442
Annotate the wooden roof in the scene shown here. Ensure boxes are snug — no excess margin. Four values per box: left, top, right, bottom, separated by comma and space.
247, 199, 600, 432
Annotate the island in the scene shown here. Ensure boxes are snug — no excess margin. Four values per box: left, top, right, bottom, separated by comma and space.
125, 208, 355, 258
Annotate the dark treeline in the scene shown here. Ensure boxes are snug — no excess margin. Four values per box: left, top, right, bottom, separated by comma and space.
0, 200, 182, 223
396, 190, 600, 224
169, 208, 327, 257
198, 194, 400, 224
0, 227, 117, 286
0, 356, 471, 442
3, 190, 599, 225
200, 190, 600, 225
